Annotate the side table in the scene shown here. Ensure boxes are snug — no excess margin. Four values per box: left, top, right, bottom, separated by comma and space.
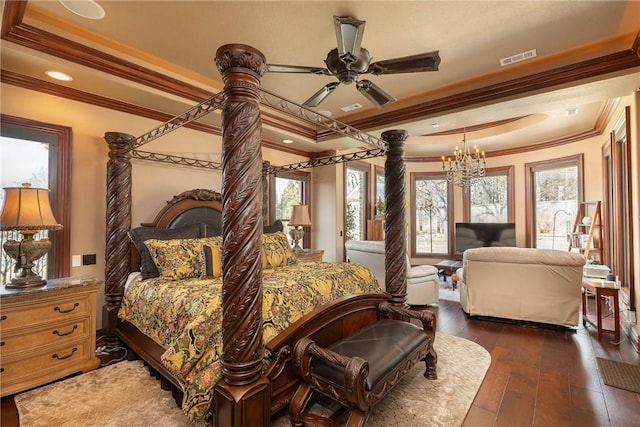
295, 249, 324, 263
0, 276, 102, 396
582, 278, 620, 343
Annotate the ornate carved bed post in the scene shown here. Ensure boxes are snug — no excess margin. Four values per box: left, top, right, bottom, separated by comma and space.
382, 130, 408, 307
104, 132, 134, 348
214, 44, 269, 427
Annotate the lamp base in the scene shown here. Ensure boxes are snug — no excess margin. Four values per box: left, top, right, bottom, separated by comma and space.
5, 275, 46, 289
289, 227, 304, 253
3, 233, 50, 289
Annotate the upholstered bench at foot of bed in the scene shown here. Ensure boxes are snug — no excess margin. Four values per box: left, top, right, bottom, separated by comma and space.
289, 302, 437, 427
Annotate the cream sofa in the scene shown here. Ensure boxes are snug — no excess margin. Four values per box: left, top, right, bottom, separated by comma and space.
458, 247, 586, 327
345, 240, 440, 305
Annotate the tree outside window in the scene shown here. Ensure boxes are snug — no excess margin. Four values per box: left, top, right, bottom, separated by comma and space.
346, 165, 368, 241
469, 174, 508, 223
1, 137, 50, 284
414, 176, 449, 254
275, 176, 304, 246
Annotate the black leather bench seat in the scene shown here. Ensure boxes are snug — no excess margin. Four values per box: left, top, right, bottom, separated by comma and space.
312, 319, 428, 391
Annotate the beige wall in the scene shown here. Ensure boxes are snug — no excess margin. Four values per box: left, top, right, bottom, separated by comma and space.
1, 84, 304, 327
2, 83, 638, 339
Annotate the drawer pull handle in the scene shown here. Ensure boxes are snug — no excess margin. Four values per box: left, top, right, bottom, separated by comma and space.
52, 347, 78, 360
53, 325, 78, 337
54, 303, 79, 314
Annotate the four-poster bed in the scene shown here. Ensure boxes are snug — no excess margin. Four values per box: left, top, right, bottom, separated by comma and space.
104, 44, 436, 426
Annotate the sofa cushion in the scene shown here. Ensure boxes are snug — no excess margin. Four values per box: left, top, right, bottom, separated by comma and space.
463, 246, 585, 266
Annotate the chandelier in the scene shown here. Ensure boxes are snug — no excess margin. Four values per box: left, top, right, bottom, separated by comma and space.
441, 131, 486, 188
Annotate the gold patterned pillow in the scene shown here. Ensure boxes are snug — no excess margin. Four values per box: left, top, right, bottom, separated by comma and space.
262, 231, 297, 269
200, 241, 223, 279
144, 237, 220, 280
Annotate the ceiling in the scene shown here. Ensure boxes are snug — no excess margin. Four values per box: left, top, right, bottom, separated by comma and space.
1, 1, 639, 159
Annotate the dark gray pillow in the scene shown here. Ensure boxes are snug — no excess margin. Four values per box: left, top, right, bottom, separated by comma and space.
128, 223, 203, 279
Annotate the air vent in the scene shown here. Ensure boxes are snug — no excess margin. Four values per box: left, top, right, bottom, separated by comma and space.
499, 49, 537, 67
565, 108, 579, 116
340, 103, 363, 112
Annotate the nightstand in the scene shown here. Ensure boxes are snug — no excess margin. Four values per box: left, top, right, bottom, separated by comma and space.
295, 249, 324, 263
0, 277, 102, 396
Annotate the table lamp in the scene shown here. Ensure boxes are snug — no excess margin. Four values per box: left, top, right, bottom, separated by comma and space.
288, 205, 312, 253
0, 183, 62, 288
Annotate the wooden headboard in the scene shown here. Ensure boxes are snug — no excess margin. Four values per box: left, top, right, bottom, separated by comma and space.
129, 188, 282, 273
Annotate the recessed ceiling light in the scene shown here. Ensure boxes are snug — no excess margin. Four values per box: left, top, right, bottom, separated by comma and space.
431, 123, 440, 128
565, 108, 579, 116
59, 0, 105, 20
282, 139, 294, 144
45, 71, 73, 81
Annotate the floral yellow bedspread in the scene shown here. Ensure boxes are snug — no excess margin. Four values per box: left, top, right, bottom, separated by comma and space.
118, 261, 381, 421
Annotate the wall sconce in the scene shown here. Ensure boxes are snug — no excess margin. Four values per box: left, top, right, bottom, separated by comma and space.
0, 183, 62, 288
288, 205, 312, 253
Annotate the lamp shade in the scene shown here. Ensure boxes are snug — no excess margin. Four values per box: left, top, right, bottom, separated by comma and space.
289, 205, 312, 227
0, 183, 62, 231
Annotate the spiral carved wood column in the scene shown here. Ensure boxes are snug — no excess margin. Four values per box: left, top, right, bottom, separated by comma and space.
382, 130, 408, 307
104, 132, 134, 348
213, 44, 269, 427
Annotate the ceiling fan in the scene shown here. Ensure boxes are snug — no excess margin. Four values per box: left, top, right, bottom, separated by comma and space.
267, 15, 441, 108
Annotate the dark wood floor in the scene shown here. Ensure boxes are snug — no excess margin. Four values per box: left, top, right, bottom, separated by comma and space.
2, 297, 639, 426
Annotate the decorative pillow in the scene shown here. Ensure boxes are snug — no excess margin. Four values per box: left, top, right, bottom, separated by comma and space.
200, 239, 223, 279
128, 224, 204, 279
262, 231, 297, 269
144, 237, 219, 280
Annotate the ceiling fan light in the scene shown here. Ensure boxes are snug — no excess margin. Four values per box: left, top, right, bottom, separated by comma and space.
334, 16, 365, 62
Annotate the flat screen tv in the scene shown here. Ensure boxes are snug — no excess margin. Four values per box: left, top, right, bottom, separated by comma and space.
455, 222, 516, 253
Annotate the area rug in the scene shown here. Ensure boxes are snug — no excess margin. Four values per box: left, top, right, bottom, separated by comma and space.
596, 357, 640, 393
15, 333, 490, 427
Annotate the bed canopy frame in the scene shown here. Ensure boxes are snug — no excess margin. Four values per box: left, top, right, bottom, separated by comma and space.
104, 44, 412, 426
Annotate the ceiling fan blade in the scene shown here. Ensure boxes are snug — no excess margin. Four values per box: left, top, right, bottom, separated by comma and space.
334, 15, 366, 63
356, 80, 395, 107
302, 82, 340, 107
366, 51, 441, 75
266, 64, 331, 75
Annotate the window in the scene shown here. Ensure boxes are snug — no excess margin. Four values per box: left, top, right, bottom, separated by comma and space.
274, 172, 309, 247
463, 166, 514, 223
525, 155, 583, 249
375, 166, 385, 217
345, 163, 369, 241
0, 115, 71, 283
411, 172, 452, 256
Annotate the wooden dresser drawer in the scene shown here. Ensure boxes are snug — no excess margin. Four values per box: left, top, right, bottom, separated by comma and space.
1, 318, 90, 354
0, 277, 102, 397
1, 341, 96, 396
1, 295, 91, 329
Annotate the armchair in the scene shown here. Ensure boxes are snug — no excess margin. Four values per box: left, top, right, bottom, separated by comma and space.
345, 240, 440, 305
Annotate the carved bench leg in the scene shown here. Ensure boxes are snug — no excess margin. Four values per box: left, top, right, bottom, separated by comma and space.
346, 408, 369, 427
424, 345, 438, 380
289, 382, 313, 427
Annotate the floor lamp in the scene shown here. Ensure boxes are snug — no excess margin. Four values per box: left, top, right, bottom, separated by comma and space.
552, 209, 571, 250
